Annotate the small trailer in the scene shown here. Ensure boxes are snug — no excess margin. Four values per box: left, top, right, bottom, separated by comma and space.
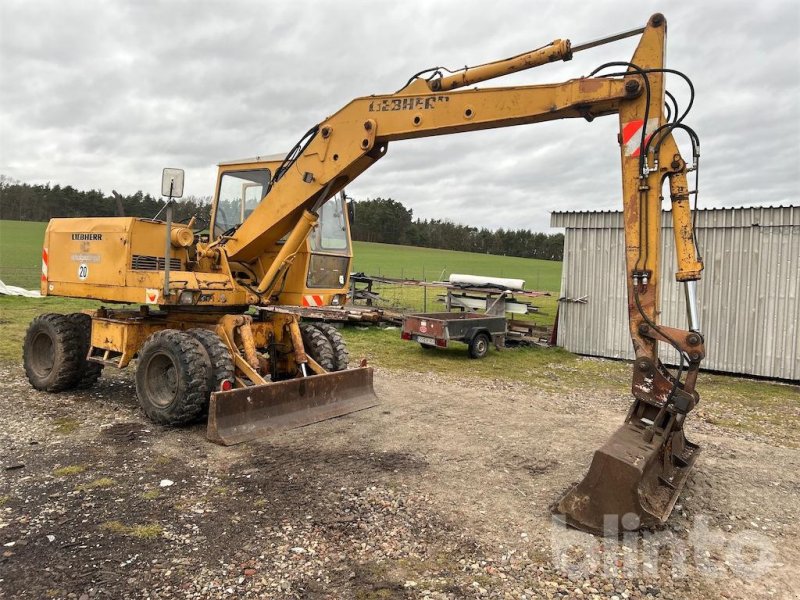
400, 312, 506, 359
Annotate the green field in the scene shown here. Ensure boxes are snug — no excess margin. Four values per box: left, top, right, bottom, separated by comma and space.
352, 241, 561, 291
0, 220, 48, 289
0, 220, 562, 292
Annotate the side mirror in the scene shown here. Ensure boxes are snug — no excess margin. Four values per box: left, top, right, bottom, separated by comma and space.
347, 200, 355, 224
161, 168, 185, 199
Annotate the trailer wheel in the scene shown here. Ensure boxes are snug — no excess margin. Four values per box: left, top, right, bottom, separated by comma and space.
299, 323, 335, 372
23, 313, 83, 392
186, 328, 235, 400
314, 323, 349, 371
135, 330, 211, 426
66, 313, 104, 389
468, 332, 490, 359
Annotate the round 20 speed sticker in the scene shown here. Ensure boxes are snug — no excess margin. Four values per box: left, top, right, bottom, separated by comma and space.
78, 263, 89, 280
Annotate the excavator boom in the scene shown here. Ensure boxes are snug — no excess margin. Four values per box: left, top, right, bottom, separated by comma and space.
32, 13, 705, 534
214, 13, 703, 533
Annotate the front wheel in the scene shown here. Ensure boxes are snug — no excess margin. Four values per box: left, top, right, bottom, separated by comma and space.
23, 314, 83, 392
468, 333, 490, 359
66, 313, 104, 389
313, 323, 349, 371
135, 330, 211, 426
299, 323, 335, 372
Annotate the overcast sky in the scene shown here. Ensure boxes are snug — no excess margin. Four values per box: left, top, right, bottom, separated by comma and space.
1, 0, 798, 231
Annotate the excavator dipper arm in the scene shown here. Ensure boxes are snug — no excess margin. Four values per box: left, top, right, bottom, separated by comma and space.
222, 13, 704, 533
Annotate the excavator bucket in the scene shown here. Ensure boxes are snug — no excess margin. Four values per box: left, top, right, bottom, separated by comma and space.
553, 420, 700, 535
206, 367, 378, 445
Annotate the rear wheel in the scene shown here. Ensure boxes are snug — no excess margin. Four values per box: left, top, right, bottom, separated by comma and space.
135, 329, 211, 426
468, 332, 490, 359
299, 323, 335, 372
313, 323, 349, 371
186, 328, 235, 399
419, 342, 436, 350
66, 313, 104, 389
23, 313, 83, 392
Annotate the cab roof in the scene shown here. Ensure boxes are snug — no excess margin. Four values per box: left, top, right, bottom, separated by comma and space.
217, 153, 287, 166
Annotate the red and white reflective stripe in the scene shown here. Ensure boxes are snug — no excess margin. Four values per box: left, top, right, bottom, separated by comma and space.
41, 248, 48, 282
302, 294, 324, 307
622, 118, 658, 157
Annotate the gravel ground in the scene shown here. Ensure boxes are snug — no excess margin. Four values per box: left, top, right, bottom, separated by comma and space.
0, 362, 797, 599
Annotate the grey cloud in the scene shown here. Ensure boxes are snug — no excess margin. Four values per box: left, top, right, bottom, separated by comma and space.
1, 0, 797, 231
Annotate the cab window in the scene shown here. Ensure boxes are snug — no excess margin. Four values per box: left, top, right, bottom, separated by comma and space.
213, 169, 271, 237
309, 194, 350, 253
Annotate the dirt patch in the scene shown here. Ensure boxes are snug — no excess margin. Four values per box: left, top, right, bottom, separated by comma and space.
0, 363, 797, 599
100, 422, 154, 445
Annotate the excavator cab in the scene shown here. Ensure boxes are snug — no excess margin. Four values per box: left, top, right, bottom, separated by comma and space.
210, 156, 353, 308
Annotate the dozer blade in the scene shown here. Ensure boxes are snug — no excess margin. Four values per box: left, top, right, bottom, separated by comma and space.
207, 367, 378, 445
553, 421, 699, 535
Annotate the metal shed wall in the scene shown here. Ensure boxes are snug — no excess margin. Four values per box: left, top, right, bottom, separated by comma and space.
551, 206, 799, 381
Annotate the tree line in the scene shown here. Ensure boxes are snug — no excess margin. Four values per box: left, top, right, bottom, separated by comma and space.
0, 176, 209, 224
350, 197, 563, 261
0, 177, 563, 260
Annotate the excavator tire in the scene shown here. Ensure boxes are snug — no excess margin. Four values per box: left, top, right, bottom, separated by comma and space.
299, 323, 335, 372
313, 323, 349, 372
186, 328, 235, 401
23, 313, 83, 392
66, 313, 104, 389
135, 329, 211, 426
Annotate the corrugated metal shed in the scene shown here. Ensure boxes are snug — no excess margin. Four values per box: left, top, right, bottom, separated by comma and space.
551, 206, 799, 381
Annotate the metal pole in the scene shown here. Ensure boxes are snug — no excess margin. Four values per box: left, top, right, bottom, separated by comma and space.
163, 182, 174, 298
571, 26, 646, 53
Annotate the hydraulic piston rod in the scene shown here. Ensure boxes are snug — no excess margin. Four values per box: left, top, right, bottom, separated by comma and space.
684, 280, 701, 332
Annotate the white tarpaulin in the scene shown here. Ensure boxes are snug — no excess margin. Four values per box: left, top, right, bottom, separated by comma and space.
0, 280, 41, 298
448, 273, 525, 291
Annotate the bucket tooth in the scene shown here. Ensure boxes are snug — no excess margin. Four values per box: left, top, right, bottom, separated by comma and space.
553, 421, 699, 535
207, 367, 378, 445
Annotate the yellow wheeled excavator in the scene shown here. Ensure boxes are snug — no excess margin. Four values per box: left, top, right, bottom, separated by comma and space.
25, 14, 704, 534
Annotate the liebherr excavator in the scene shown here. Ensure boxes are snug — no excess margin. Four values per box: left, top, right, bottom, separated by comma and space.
25, 14, 704, 534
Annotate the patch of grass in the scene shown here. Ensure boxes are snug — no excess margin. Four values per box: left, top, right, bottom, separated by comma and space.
352, 240, 562, 292
52, 465, 86, 477
211, 485, 229, 496
342, 326, 629, 393
129, 524, 163, 539
144, 453, 174, 472
76, 477, 115, 492
52, 417, 81, 435
172, 499, 193, 513
100, 520, 163, 539
353, 561, 401, 600
0, 220, 47, 289
141, 489, 161, 500
0, 495, 10, 507
0, 296, 102, 363
99, 520, 129, 534
697, 373, 800, 445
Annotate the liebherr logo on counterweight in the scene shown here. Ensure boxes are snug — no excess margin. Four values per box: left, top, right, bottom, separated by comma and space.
368, 95, 450, 112
71, 233, 103, 241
